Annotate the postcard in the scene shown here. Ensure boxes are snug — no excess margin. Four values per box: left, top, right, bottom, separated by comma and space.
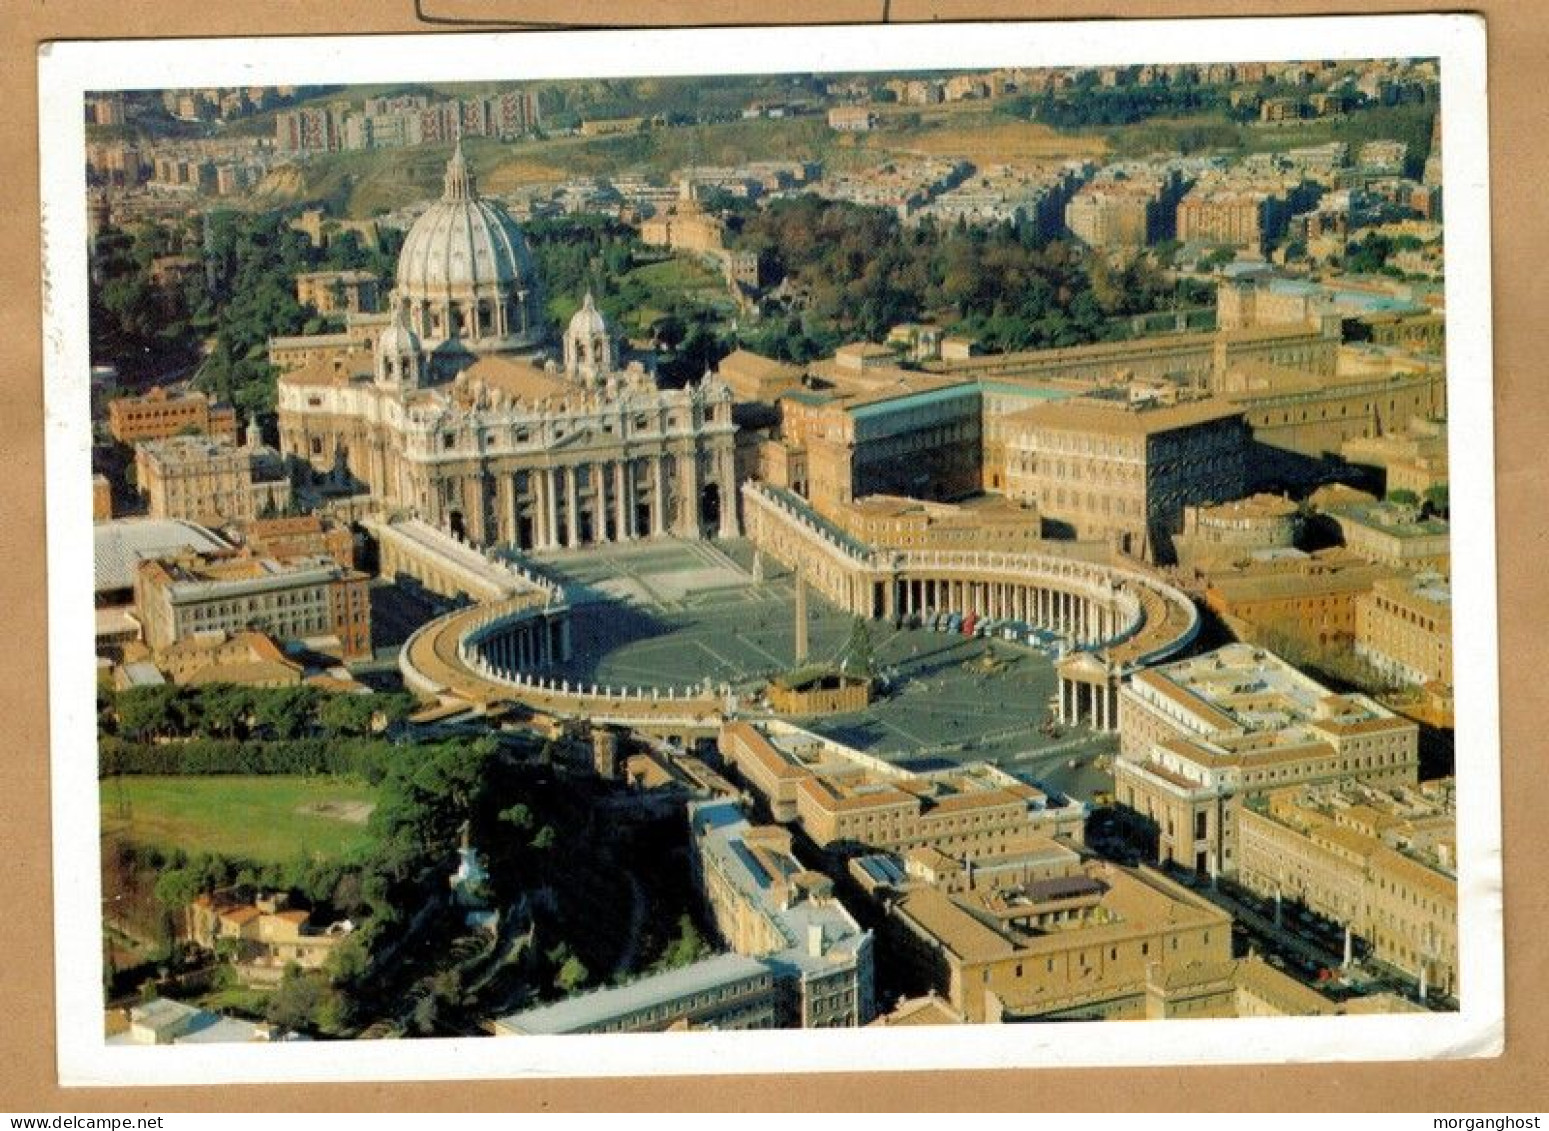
38, 14, 1499, 1086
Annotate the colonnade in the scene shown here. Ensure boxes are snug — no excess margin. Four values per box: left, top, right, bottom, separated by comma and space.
739, 481, 1205, 736
473, 611, 573, 673
1055, 670, 1121, 732
876, 574, 1129, 647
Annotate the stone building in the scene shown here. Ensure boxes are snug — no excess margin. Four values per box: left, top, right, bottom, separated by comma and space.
134, 433, 291, 525
108, 387, 238, 445
887, 858, 1235, 1022
276, 144, 740, 549
774, 372, 983, 519
232, 513, 355, 569
1354, 572, 1452, 687
827, 494, 1042, 555
1323, 499, 1450, 571
999, 395, 1251, 562
1236, 779, 1457, 996
1201, 547, 1395, 653
295, 269, 381, 315
720, 720, 1087, 853
1173, 493, 1300, 571
1113, 643, 1419, 876
134, 549, 372, 661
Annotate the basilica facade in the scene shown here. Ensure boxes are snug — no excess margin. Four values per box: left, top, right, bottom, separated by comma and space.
276, 143, 740, 550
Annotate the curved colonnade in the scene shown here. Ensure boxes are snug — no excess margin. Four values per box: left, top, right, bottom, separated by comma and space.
400, 595, 726, 729
740, 483, 1201, 731
396, 483, 1200, 735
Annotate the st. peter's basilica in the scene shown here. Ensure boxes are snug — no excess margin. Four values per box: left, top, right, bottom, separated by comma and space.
276, 142, 741, 550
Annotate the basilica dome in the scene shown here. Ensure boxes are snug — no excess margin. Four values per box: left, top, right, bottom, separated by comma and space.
392, 141, 545, 358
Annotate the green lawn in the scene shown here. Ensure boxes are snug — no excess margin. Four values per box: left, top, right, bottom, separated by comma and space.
100, 775, 377, 864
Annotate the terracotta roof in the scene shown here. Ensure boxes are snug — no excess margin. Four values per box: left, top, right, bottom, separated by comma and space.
278, 352, 374, 388
1002, 396, 1243, 436
722, 722, 809, 782
458, 355, 570, 403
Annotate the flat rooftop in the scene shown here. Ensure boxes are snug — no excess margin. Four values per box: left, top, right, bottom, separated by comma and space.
94, 518, 230, 594
1133, 643, 1398, 743
491, 951, 770, 1035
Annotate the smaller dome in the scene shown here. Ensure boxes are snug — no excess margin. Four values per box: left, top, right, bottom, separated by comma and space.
567, 291, 610, 339
378, 304, 421, 356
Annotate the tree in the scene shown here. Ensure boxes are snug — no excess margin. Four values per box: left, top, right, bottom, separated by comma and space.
318, 692, 376, 738
839, 617, 876, 680
193, 683, 253, 739
554, 955, 589, 993
500, 803, 535, 832
114, 685, 182, 741
1423, 483, 1449, 518
152, 868, 200, 936
652, 914, 712, 971
1386, 488, 1421, 508
267, 966, 326, 1033
252, 685, 321, 740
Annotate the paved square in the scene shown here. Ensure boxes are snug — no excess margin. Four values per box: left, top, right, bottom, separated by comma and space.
520, 539, 1117, 795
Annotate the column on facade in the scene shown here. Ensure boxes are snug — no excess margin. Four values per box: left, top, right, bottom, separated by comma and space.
545, 469, 560, 550
625, 460, 640, 539
651, 456, 668, 537
591, 463, 610, 543
495, 473, 516, 549
614, 460, 630, 541
678, 452, 700, 536
717, 446, 740, 539
527, 471, 546, 551
564, 466, 580, 547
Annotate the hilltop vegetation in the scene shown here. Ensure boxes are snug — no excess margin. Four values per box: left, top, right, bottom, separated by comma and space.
735, 196, 1210, 357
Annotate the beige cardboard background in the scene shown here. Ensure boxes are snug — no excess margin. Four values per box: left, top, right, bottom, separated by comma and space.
5, 0, 1545, 1112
